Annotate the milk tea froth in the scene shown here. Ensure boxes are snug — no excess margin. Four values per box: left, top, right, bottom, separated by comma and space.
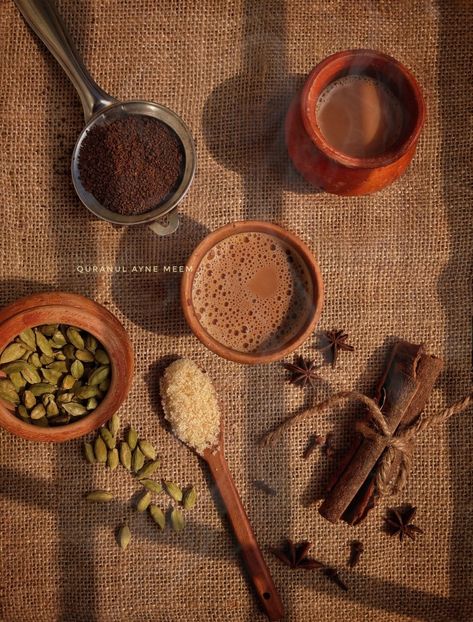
191, 232, 314, 353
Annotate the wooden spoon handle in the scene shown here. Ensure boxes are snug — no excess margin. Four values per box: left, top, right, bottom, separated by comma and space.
205, 449, 284, 621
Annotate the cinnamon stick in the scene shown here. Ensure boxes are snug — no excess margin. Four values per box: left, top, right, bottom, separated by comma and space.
319, 341, 443, 525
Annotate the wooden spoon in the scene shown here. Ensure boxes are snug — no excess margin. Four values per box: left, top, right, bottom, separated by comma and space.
202, 423, 284, 621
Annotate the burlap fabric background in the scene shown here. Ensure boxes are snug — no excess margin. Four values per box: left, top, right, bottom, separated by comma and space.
0, 1, 471, 620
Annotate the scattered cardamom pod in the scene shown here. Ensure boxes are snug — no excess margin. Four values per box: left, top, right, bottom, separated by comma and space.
107, 448, 119, 470
108, 413, 120, 437
136, 491, 152, 512
183, 486, 197, 510
119, 441, 132, 470
126, 428, 138, 450
86, 490, 113, 502
138, 439, 157, 461
136, 460, 160, 480
84, 442, 95, 464
118, 524, 131, 550
94, 436, 108, 463
132, 447, 145, 473
149, 505, 165, 529
164, 481, 183, 503
171, 507, 185, 532
140, 479, 163, 494
100, 427, 116, 450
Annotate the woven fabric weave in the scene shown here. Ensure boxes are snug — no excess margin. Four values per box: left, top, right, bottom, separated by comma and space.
0, 1, 471, 620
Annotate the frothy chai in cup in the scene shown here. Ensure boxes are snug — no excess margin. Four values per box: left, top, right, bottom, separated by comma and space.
316, 74, 403, 158
191, 232, 314, 354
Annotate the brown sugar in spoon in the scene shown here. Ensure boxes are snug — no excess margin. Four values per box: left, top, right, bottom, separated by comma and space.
160, 359, 284, 621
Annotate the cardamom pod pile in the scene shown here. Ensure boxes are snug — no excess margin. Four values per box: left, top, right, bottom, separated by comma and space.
84, 416, 198, 549
0, 325, 111, 426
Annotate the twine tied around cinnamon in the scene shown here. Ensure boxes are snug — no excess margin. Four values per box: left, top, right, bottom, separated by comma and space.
260, 390, 472, 498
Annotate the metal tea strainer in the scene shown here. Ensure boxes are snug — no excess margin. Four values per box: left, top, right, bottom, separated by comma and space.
13, 0, 196, 236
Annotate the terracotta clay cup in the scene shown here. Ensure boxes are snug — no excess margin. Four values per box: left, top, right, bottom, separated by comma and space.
286, 49, 425, 195
181, 221, 324, 364
0, 292, 134, 442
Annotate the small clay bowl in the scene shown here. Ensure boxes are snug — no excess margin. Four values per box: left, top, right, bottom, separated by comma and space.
0, 292, 134, 442
181, 221, 324, 364
286, 49, 425, 195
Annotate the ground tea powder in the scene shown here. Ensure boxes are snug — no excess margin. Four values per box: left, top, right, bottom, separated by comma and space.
78, 115, 184, 215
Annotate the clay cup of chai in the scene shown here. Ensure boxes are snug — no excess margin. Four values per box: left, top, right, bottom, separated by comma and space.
181, 221, 324, 364
286, 49, 425, 195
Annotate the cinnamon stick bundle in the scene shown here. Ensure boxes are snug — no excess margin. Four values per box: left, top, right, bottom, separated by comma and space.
319, 341, 443, 525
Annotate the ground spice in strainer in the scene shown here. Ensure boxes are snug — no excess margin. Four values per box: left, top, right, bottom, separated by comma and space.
78, 115, 184, 215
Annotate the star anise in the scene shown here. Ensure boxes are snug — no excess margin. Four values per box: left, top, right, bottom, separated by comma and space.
270, 539, 324, 570
384, 505, 423, 542
318, 330, 354, 368
282, 356, 321, 388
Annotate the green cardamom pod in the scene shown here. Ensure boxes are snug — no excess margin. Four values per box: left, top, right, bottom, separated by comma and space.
10, 371, 26, 392
62, 402, 88, 417
51, 330, 67, 347
85, 334, 98, 353
94, 436, 107, 463
118, 524, 131, 550
39, 324, 57, 337
41, 368, 62, 385
171, 508, 185, 532
18, 328, 36, 350
136, 491, 151, 512
183, 486, 197, 510
107, 448, 119, 470
70, 360, 84, 380
136, 460, 160, 480
126, 428, 138, 450
84, 442, 95, 464
54, 352, 66, 361
30, 404, 46, 420
66, 327, 84, 350
75, 349, 95, 363
149, 505, 165, 529
21, 364, 42, 385
0, 380, 20, 404
17, 405, 30, 420
23, 390, 36, 409
56, 391, 75, 404
119, 442, 132, 470
62, 374, 76, 390
108, 413, 120, 437
100, 427, 116, 449
46, 400, 59, 417
164, 481, 183, 503
138, 439, 157, 461
94, 349, 110, 365
29, 382, 56, 397
75, 386, 97, 400
0, 343, 27, 364
86, 397, 98, 410
28, 352, 42, 368
39, 354, 54, 365
35, 331, 54, 357
88, 365, 110, 387
141, 479, 163, 494
132, 447, 145, 473
32, 416, 49, 427
86, 490, 113, 502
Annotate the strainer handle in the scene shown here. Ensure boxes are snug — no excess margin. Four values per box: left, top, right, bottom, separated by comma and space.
148, 210, 180, 236
13, 0, 116, 121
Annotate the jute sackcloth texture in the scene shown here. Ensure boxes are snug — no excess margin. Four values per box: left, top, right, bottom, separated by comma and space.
0, 0, 472, 620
